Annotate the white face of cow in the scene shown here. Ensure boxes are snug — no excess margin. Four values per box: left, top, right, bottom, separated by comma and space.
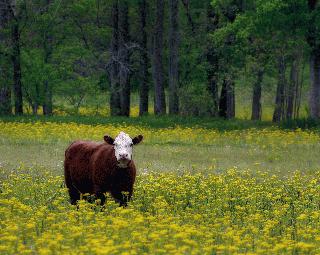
104, 132, 143, 168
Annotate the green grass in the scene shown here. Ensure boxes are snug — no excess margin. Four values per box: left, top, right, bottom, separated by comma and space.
1, 116, 320, 254
1, 131, 319, 176
1, 114, 320, 131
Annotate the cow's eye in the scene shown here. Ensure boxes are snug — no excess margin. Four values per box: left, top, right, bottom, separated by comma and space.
130, 143, 133, 147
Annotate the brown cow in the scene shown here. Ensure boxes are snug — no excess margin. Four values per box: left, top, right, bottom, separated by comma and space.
64, 132, 143, 206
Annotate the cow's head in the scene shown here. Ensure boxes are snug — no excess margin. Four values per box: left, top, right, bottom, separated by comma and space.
104, 132, 143, 168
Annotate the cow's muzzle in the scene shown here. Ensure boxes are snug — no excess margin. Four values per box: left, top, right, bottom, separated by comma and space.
117, 158, 131, 168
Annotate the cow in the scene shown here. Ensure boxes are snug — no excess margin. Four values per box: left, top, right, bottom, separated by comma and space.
64, 132, 143, 206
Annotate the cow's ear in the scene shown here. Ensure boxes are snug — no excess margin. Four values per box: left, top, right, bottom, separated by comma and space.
104, 135, 114, 145
132, 135, 143, 145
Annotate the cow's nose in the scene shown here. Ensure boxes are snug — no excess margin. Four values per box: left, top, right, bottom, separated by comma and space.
120, 153, 128, 158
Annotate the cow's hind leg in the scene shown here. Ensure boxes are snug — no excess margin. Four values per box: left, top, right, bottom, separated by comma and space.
68, 185, 80, 205
64, 163, 81, 205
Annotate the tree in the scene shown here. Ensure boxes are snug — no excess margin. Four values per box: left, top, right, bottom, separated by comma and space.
251, 66, 264, 120
211, 0, 246, 119
273, 53, 287, 122
41, 0, 54, 115
168, 0, 179, 114
206, 3, 219, 117
110, 0, 121, 116
138, 0, 149, 116
0, 0, 12, 115
308, 0, 320, 119
153, 0, 166, 115
118, 0, 130, 116
9, 0, 23, 115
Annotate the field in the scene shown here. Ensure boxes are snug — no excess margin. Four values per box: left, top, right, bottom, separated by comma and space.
1, 117, 320, 254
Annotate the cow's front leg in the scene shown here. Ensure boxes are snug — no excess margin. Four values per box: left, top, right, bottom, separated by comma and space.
93, 185, 106, 206
111, 189, 132, 207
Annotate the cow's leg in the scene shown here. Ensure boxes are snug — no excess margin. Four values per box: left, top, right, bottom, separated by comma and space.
68, 186, 80, 205
95, 192, 106, 206
64, 166, 80, 205
93, 185, 106, 206
111, 189, 132, 207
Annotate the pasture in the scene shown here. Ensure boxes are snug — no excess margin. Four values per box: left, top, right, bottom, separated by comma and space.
1, 117, 320, 254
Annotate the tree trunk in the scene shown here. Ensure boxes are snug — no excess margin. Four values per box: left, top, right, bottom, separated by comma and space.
218, 2, 239, 119
43, 38, 53, 115
206, 4, 219, 116
309, 52, 320, 118
181, 0, 195, 33
0, 1, 12, 115
110, 1, 121, 116
273, 55, 286, 122
287, 53, 300, 120
307, 0, 320, 119
153, 0, 166, 115
207, 73, 219, 116
138, 0, 149, 116
118, 1, 130, 116
251, 68, 264, 120
33, 82, 40, 115
227, 79, 235, 118
11, 20, 23, 115
43, 79, 53, 115
168, 0, 179, 114
294, 61, 305, 119
219, 77, 235, 119
0, 87, 11, 115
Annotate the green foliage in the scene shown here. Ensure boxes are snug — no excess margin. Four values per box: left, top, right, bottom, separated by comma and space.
0, 0, 319, 119
179, 82, 215, 117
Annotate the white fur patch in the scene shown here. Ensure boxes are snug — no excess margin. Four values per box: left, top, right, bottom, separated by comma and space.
113, 132, 133, 167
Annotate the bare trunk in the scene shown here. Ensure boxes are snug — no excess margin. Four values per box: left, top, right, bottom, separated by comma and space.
251, 68, 264, 120
181, 0, 195, 33
219, 77, 235, 119
110, 1, 121, 116
307, 0, 320, 119
294, 61, 305, 119
12, 20, 23, 115
206, 3, 219, 116
309, 52, 320, 118
273, 55, 286, 122
0, 87, 11, 115
138, 0, 149, 116
227, 80, 235, 118
43, 38, 53, 115
218, 2, 239, 119
207, 76, 219, 116
153, 0, 166, 115
119, 1, 130, 116
33, 82, 40, 115
0, 1, 12, 115
32, 104, 38, 115
43, 79, 52, 115
219, 80, 227, 118
287, 53, 301, 120
168, 0, 179, 114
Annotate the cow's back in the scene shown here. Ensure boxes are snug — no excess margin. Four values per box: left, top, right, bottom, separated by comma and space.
64, 141, 106, 193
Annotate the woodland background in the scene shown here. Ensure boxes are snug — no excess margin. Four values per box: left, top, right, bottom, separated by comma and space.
0, 0, 320, 122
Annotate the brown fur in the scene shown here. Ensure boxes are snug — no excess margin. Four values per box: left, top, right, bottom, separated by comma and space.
64, 141, 136, 206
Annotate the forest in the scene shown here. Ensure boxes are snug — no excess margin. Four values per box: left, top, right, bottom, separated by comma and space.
3, 2, 320, 254
0, 0, 319, 121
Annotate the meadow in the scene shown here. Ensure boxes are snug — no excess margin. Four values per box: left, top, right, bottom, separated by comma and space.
1, 116, 320, 254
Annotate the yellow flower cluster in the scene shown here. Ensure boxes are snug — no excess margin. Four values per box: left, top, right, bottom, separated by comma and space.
0, 121, 319, 148
1, 168, 320, 254
52, 106, 146, 117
